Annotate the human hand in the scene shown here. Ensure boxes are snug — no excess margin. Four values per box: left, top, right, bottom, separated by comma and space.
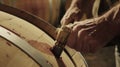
66, 17, 119, 53
61, 0, 83, 25
66, 19, 99, 53
65, 3, 120, 53
61, 0, 95, 25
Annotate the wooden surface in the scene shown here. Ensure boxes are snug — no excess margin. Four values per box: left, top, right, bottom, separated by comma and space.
0, 0, 60, 25
0, 3, 57, 40
0, 11, 87, 67
0, 38, 40, 67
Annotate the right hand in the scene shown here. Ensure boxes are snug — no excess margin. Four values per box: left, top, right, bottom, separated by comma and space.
61, 0, 83, 25
61, 0, 96, 25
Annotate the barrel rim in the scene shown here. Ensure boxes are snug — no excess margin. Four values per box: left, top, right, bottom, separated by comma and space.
0, 3, 88, 67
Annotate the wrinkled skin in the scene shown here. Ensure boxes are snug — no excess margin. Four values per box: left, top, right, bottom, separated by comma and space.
63, 3, 120, 53
61, 0, 95, 25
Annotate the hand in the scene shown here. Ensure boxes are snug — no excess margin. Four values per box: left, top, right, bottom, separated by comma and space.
66, 19, 99, 53
61, 0, 95, 25
61, 0, 83, 25
65, 3, 120, 53
66, 17, 119, 53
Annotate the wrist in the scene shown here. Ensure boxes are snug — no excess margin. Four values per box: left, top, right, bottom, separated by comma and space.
99, 4, 120, 34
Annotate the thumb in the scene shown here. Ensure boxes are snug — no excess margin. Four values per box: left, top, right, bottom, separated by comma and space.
61, 15, 74, 26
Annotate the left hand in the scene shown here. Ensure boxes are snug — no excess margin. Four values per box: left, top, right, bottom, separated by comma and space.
66, 18, 118, 53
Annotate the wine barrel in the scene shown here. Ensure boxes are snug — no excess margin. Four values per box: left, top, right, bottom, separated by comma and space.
0, 0, 60, 25
0, 5, 88, 67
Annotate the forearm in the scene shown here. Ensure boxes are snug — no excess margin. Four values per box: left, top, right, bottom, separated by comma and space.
98, 4, 120, 34
102, 4, 120, 23
93, 3, 120, 47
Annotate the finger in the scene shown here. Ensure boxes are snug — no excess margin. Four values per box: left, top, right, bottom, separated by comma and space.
76, 27, 100, 53
66, 24, 83, 48
61, 7, 82, 25
75, 29, 88, 52
61, 16, 74, 25
66, 28, 77, 48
